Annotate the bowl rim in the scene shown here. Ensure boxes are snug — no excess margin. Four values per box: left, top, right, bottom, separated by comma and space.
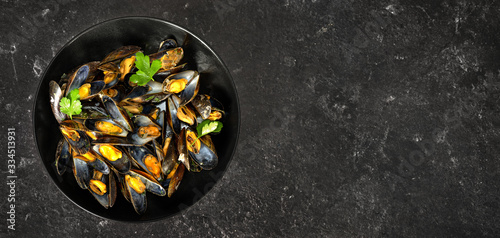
32, 16, 240, 222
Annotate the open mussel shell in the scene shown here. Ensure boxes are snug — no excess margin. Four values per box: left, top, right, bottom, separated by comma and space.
191, 94, 211, 120
74, 150, 110, 175
88, 171, 117, 209
127, 146, 163, 181
93, 144, 131, 174
100, 45, 141, 65
59, 121, 91, 155
101, 94, 133, 132
84, 118, 128, 137
73, 157, 91, 189
167, 163, 185, 197
79, 81, 106, 100
149, 47, 183, 70
178, 71, 200, 106
55, 138, 72, 175
129, 169, 166, 196
66, 64, 90, 96
127, 115, 162, 145
124, 173, 147, 215
158, 38, 177, 52
161, 136, 178, 176
49, 81, 66, 123
176, 128, 191, 171
73, 105, 110, 120
185, 128, 218, 170
166, 95, 182, 135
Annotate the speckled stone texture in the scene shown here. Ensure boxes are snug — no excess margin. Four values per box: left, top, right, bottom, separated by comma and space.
1, 0, 500, 237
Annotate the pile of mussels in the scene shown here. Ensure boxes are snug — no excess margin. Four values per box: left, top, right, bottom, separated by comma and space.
48, 39, 223, 215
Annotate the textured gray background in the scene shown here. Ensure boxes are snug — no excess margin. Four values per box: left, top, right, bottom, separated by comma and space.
1, 0, 500, 237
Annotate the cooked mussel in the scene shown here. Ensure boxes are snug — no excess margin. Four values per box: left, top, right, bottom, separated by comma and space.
88, 170, 117, 209
101, 94, 133, 131
78, 81, 106, 100
127, 115, 162, 145
100, 45, 141, 65
73, 149, 110, 175
186, 128, 218, 170
84, 118, 128, 137
59, 120, 91, 154
66, 64, 90, 96
127, 146, 163, 181
178, 71, 200, 106
93, 144, 131, 174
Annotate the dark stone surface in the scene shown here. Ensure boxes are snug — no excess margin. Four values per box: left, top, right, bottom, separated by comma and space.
1, 0, 500, 237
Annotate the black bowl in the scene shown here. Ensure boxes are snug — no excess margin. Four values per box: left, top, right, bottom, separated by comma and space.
33, 17, 240, 221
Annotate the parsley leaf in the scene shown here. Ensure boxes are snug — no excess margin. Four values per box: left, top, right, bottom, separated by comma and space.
129, 52, 162, 86
191, 120, 223, 147
59, 88, 82, 120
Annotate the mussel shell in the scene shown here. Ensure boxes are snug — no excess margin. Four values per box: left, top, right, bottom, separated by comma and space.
101, 95, 133, 132
154, 63, 187, 80
129, 169, 166, 196
125, 173, 147, 215
55, 138, 72, 175
73, 157, 91, 189
158, 38, 177, 52
167, 163, 185, 197
191, 94, 211, 120
188, 141, 218, 170
59, 125, 91, 155
80, 81, 106, 100
127, 146, 163, 181
166, 95, 182, 135
161, 136, 178, 176
66, 64, 90, 96
100, 45, 141, 65
89, 172, 117, 209
178, 71, 200, 106
75, 150, 110, 175
149, 47, 183, 70
84, 118, 128, 137
73, 105, 110, 120
93, 144, 131, 174
127, 115, 162, 145
49, 81, 66, 123
176, 128, 190, 171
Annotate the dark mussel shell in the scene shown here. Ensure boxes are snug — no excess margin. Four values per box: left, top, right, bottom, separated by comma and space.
127, 115, 162, 145
74, 150, 110, 175
93, 144, 131, 174
59, 120, 91, 154
66, 64, 90, 96
73, 157, 92, 189
158, 38, 177, 52
178, 71, 200, 106
101, 95, 133, 132
89, 171, 117, 209
100, 45, 141, 65
84, 118, 128, 137
55, 138, 72, 175
127, 146, 163, 181
191, 94, 211, 120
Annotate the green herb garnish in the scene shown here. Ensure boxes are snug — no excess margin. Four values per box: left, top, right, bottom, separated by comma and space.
191, 119, 223, 146
129, 52, 162, 86
60, 88, 82, 120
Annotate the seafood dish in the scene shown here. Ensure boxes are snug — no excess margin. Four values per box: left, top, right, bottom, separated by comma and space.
49, 38, 224, 215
